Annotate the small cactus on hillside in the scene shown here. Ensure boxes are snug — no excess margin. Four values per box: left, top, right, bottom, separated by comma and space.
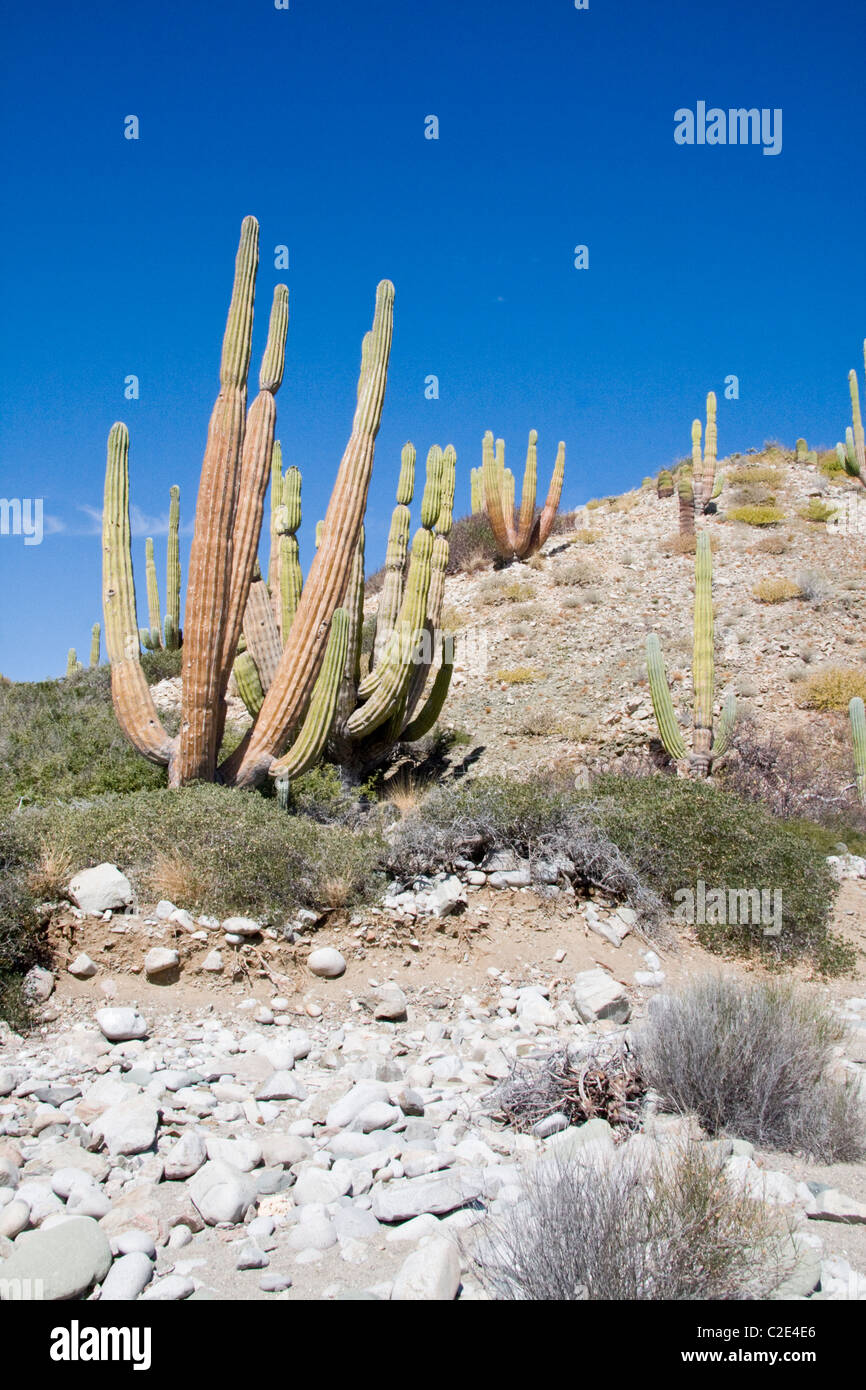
678, 466, 695, 536
850, 697, 866, 804
90, 623, 101, 668
66, 648, 82, 678
796, 438, 808, 462
845, 346, 866, 485
646, 531, 737, 777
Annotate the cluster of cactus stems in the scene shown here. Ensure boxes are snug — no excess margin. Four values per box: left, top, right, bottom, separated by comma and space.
66, 648, 82, 677
646, 531, 737, 777
103, 216, 395, 788
842, 343, 866, 485
657, 469, 674, 499
245, 439, 457, 790
480, 430, 565, 561
850, 697, 866, 805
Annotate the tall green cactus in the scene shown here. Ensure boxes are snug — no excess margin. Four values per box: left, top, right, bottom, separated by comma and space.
481, 429, 565, 560
845, 350, 866, 485
657, 469, 674, 499
678, 465, 695, 536
144, 538, 163, 650
646, 531, 737, 777
164, 486, 181, 650
796, 438, 808, 463
90, 623, 101, 668
470, 466, 484, 515
278, 464, 303, 637
66, 648, 82, 678
850, 697, 866, 804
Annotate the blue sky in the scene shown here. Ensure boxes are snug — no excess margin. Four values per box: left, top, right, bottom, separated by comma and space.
1, 0, 863, 679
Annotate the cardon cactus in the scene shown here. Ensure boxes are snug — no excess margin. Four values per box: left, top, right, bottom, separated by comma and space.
796, 438, 808, 463
102, 216, 395, 788
689, 393, 718, 514
678, 465, 695, 536
850, 697, 866, 804
481, 429, 565, 561
845, 348, 866, 485
66, 648, 82, 678
144, 538, 163, 650
646, 531, 736, 777
470, 466, 484, 515
164, 486, 181, 650
90, 623, 101, 668
657, 469, 674, 499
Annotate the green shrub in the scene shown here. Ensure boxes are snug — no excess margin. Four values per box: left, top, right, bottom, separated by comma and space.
17, 785, 385, 921
797, 499, 838, 524
798, 666, 866, 711
589, 775, 837, 965
726, 504, 785, 526
0, 822, 48, 1027
445, 513, 499, 574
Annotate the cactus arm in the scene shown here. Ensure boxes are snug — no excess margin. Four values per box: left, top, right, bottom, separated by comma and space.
233, 650, 265, 718
528, 440, 566, 554
470, 466, 483, 515
345, 528, 432, 738
372, 443, 415, 667
712, 694, 738, 760
90, 623, 101, 668
849, 369, 866, 479
66, 648, 79, 677
217, 281, 288, 697
690, 418, 704, 512
224, 279, 395, 787
482, 431, 517, 556
102, 422, 173, 766
144, 538, 163, 648
269, 609, 350, 779
242, 568, 283, 693
164, 485, 181, 649
646, 633, 688, 761
691, 531, 714, 771
268, 440, 284, 618
702, 393, 717, 507
177, 216, 259, 783
514, 430, 538, 554
401, 634, 455, 742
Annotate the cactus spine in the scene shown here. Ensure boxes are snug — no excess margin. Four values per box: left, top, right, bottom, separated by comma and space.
90, 623, 101, 668
481, 429, 565, 561
850, 697, 866, 804
103, 218, 394, 788
646, 531, 736, 777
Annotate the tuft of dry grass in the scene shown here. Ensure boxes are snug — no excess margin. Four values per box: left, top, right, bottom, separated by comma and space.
553, 560, 596, 587
751, 577, 800, 604
26, 842, 75, 901
726, 464, 783, 488
798, 665, 866, 711
149, 849, 212, 909
572, 529, 600, 545
754, 534, 789, 555
495, 667, 544, 685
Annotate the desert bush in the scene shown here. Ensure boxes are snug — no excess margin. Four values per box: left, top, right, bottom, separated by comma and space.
446, 513, 499, 574
473, 1141, 795, 1301
636, 976, 865, 1161
0, 822, 49, 1027
553, 560, 595, 587
798, 499, 838, 524
799, 666, 866, 711
724, 713, 866, 838
488, 1037, 643, 1132
726, 465, 783, 488
727, 504, 785, 526
797, 569, 834, 605
659, 533, 719, 557
572, 529, 600, 545
16, 785, 385, 921
731, 484, 776, 508
495, 667, 543, 685
754, 534, 789, 555
819, 449, 844, 477
752, 577, 800, 604
0, 669, 169, 813
589, 775, 837, 966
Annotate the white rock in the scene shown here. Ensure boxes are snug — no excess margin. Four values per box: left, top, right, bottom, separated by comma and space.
326, 1082, 391, 1129
806, 1187, 866, 1224
144, 947, 179, 978
93, 1097, 160, 1157
68, 954, 98, 979
164, 1130, 208, 1181
0, 1199, 30, 1239
23, 967, 55, 1002
205, 1135, 262, 1173
201, 951, 223, 973
188, 1160, 256, 1226
222, 916, 262, 937
99, 1251, 154, 1300
572, 968, 630, 1024
308, 948, 347, 979
293, 1168, 350, 1205
95, 1007, 148, 1043
256, 1071, 307, 1103
69, 864, 133, 915
141, 1274, 194, 1301
392, 1236, 461, 1300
